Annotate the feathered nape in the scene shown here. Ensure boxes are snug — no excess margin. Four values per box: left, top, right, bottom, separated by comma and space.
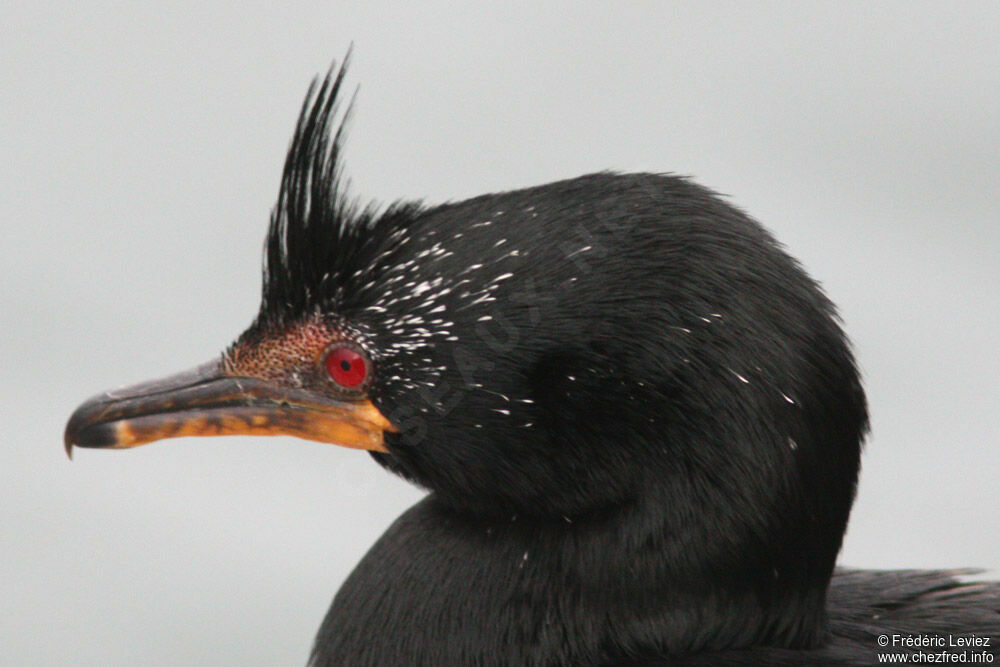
258, 55, 421, 326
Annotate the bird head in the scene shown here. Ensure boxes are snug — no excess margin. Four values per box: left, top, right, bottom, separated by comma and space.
66, 61, 868, 599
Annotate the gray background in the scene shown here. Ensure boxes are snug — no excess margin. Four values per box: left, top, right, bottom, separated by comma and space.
3, 2, 998, 664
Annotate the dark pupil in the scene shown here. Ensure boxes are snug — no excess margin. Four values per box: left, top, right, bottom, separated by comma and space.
340, 360, 352, 372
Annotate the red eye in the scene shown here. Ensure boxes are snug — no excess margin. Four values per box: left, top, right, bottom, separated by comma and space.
324, 345, 369, 389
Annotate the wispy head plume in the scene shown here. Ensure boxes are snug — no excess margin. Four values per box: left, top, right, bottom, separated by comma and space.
259, 51, 400, 325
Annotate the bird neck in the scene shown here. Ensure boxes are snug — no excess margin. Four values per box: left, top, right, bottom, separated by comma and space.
314, 493, 831, 664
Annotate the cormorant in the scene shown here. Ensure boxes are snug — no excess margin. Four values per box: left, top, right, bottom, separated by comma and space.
65, 59, 999, 665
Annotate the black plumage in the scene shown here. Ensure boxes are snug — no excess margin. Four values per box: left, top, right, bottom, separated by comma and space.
66, 59, 999, 665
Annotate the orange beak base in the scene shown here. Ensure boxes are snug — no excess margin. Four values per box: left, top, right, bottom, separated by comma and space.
64, 361, 394, 457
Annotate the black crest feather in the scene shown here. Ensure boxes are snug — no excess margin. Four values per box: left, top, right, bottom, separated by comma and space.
258, 54, 421, 326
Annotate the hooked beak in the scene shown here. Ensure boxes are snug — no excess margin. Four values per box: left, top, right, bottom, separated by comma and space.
64, 361, 394, 458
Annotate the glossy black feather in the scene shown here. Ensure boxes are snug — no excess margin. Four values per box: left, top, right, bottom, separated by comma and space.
244, 61, 999, 665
